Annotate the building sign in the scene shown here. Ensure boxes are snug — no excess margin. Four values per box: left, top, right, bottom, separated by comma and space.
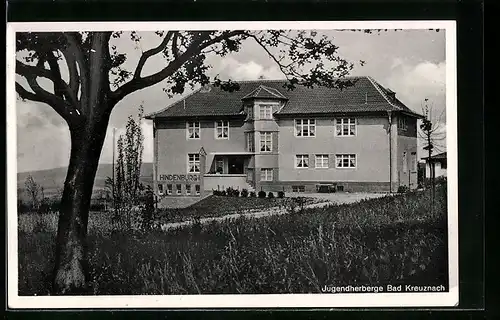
159, 174, 200, 182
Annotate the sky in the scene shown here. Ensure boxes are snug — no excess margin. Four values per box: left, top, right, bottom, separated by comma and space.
15, 29, 447, 172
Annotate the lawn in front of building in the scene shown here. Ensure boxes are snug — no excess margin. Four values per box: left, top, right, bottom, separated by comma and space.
158, 194, 322, 224
18, 186, 448, 295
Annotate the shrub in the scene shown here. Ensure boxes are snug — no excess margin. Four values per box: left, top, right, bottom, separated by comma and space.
241, 189, 249, 198
140, 188, 156, 231
225, 187, 240, 197
249, 191, 256, 198
212, 190, 222, 196
397, 185, 409, 194
268, 192, 275, 199
37, 200, 52, 214
423, 176, 447, 188
277, 191, 285, 198
258, 191, 267, 198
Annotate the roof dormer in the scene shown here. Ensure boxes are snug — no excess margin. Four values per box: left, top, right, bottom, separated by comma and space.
241, 85, 288, 101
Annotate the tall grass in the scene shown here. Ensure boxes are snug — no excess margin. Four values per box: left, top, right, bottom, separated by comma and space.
18, 211, 114, 235
18, 187, 448, 295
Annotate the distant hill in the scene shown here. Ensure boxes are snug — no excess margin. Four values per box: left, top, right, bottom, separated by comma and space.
17, 163, 153, 201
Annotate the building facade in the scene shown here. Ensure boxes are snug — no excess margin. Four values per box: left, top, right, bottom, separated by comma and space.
145, 76, 422, 204
423, 152, 447, 178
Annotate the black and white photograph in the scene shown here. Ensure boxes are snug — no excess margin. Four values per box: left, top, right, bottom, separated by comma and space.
7, 21, 458, 308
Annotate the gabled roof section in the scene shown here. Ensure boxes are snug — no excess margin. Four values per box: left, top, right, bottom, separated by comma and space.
366, 76, 423, 118
241, 85, 288, 101
145, 76, 423, 119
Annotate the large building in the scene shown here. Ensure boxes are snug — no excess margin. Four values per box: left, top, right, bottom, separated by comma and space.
145, 76, 422, 203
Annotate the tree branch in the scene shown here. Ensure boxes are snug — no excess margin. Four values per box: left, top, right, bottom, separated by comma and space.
61, 46, 80, 99
246, 33, 294, 80
16, 80, 77, 126
16, 60, 54, 81
44, 51, 80, 108
198, 30, 246, 51
134, 31, 174, 79
110, 30, 247, 106
110, 32, 210, 105
171, 32, 179, 59
63, 32, 88, 110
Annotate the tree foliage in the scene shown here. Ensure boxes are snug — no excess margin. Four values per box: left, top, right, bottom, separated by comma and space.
16, 30, 358, 120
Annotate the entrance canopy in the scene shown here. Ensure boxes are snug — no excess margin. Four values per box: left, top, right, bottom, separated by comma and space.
205, 152, 254, 174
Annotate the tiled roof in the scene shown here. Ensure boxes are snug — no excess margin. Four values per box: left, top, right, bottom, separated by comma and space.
145, 76, 422, 119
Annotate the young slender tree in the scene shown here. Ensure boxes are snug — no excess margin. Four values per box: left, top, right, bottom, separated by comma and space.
24, 175, 40, 210
108, 106, 144, 230
419, 98, 446, 206
15, 30, 358, 294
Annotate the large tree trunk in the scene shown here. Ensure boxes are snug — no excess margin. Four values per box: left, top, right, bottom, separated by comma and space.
52, 107, 111, 295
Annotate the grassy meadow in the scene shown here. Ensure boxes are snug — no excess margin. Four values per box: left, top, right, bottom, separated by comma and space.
18, 186, 448, 295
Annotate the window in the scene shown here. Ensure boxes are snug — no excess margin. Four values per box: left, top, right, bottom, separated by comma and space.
176, 184, 182, 195
292, 185, 305, 192
158, 183, 164, 195
246, 106, 254, 120
260, 132, 272, 152
398, 117, 408, 130
215, 159, 224, 174
335, 118, 356, 136
411, 152, 417, 171
246, 132, 255, 152
188, 153, 200, 173
195, 185, 201, 195
295, 154, 309, 168
261, 168, 273, 181
315, 154, 329, 168
166, 184, 173, 195
186, 184, 191, 195
259, 105, 273, 119
187, 121, 200, 139
335, 154, 356, 168
402, 152, 408, 173
215, 120, 229, 139
295, 119, 316, 137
